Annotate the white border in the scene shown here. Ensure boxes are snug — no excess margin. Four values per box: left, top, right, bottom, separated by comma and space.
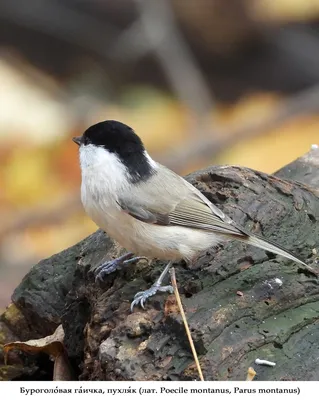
0, 380, 316, 399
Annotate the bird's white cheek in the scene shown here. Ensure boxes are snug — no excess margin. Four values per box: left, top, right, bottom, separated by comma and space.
79, 145, 128, 191
79, 145, 94, 169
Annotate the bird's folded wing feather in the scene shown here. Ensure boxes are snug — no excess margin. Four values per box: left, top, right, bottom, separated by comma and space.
118, 174, 244, 236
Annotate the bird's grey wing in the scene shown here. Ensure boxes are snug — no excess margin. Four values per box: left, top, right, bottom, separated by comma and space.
117, 200, 169, 225
167, 194, 244, 235
118, 168, 244, 236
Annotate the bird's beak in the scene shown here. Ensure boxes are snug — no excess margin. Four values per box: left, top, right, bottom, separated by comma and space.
72, 136, 82, 146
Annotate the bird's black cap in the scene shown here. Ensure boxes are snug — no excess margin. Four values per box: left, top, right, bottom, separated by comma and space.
77, 120, 155, 182
82, 120, 144, 153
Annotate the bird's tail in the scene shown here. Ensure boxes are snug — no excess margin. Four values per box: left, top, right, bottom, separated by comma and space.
235, 232, 308, 267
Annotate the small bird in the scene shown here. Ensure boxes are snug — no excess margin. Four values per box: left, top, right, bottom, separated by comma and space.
73, 120, 312, 310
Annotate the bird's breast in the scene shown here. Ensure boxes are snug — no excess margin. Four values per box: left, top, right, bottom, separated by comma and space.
80, 172, 138, 248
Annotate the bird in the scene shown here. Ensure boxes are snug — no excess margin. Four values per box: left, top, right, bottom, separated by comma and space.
73, 120, 313, 310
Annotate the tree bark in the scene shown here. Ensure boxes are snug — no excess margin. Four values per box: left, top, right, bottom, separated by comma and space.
1, 148, 319, 381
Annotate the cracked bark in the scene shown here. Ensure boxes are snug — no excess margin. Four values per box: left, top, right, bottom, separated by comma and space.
1, 148, 318, 381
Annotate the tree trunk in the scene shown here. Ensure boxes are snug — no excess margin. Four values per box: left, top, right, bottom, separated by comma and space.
1, 148, 319, 381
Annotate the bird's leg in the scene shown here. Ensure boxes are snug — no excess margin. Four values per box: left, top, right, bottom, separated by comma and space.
95, 252, 147, 282
131, 261, 174, 311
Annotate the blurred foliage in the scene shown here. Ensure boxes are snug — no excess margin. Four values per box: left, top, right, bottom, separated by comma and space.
253, 0, 319, 22
215, 94, 319, 171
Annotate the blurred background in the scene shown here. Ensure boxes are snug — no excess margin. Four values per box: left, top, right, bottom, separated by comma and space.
1, 0, 319, 309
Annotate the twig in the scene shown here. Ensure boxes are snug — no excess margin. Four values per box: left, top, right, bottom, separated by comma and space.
133, 0, 215, 126
169, 267, 204, 381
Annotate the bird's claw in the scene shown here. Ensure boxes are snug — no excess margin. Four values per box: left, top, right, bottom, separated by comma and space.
95, 259, 121, 282
130, 284, 174, 311
95, 256, 147, 283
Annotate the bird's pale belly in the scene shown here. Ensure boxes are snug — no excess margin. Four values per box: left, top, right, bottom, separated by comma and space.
90, 208, 179, 258
86, 204, 219, 262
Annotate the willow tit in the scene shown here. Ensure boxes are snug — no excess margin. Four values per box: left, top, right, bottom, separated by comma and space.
73, 120, 312, 310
